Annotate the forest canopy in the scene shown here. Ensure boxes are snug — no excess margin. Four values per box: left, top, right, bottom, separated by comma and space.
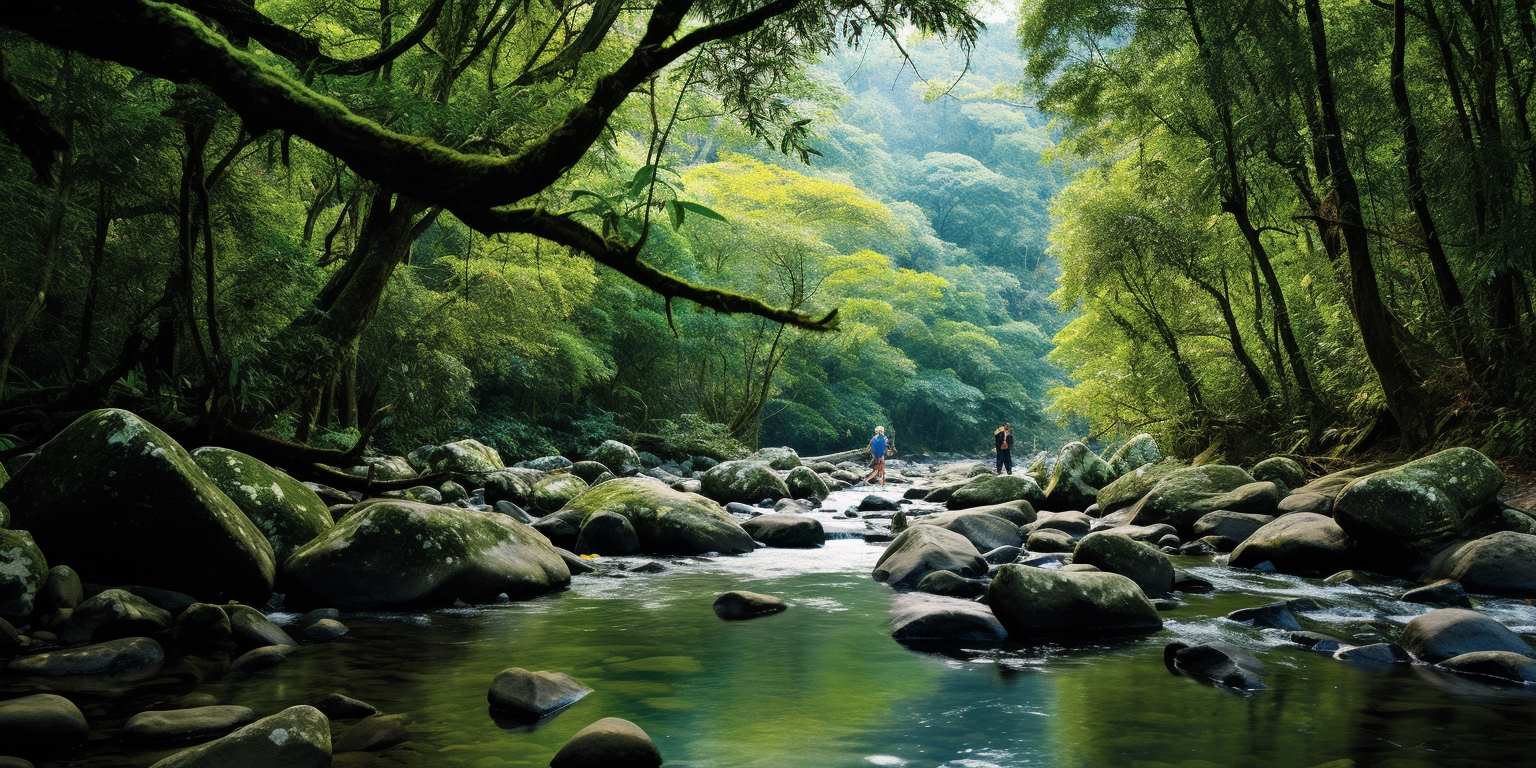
0, 0, 1068, 463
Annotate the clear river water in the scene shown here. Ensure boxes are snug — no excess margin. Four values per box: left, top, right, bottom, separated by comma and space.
26, 487, 1536, 767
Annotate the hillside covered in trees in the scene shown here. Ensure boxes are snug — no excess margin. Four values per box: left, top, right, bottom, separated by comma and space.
0, 0, 1067, 465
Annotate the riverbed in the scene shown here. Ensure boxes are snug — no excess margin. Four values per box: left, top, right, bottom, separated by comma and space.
37, 487, 1536, 767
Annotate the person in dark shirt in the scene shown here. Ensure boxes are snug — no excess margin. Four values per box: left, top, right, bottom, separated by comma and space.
863, 426, 889, 487
993, 423, 1014, 475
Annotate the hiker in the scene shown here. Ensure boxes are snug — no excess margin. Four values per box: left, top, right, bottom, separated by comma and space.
994, 423, 1014, 474
863, 426, 889, 487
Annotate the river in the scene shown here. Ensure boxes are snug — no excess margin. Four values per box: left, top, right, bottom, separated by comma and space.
41, 487, 1536, 767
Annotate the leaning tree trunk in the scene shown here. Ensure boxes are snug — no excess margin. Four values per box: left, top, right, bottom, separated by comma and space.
1303, 0, 1431, 443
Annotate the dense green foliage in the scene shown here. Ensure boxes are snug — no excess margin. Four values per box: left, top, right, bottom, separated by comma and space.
1024, 0, 1536, 460
0, 0, 1067, 461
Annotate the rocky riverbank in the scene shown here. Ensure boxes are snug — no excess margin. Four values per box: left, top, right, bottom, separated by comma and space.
2, 411, 1535, 766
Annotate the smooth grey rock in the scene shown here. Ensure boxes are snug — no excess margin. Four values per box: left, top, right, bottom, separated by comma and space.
487, 668, 592, 720
712, 591, 786, 620
549, 717, 661, 768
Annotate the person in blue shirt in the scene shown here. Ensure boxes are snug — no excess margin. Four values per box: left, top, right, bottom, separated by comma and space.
863, 426, 889, 487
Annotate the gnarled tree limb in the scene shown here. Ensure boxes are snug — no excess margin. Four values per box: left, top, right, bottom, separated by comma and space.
176, 0, 449, 75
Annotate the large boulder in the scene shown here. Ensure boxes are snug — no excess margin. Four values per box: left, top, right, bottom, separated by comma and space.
530, 474, 589, 513
0, 409, 274, 602
1333, 448, 1504, 569
550, 717, 661, 768
483, 468, 545, 506
1072, 532, 1173, 597
1228, 513, 1351, 576
1042, 442, 1114, 510
1399, 608, 1534, 663
589, 440, 642, 477
912, 510, 1024, 552
1192, 511, 1273, 545
986, 565, 1162, 639
0, 529, 46, 623
149, 705, 331, 768
1250, 456, 1305, 493
740, 514, 824, 548
280, 501, 570, 609
1128, 465, 1265, 532
889, 593, 1007, 646
1105, 434, 1162, 479
573, 511, 640, 555
871, 526, 986, 588
0, 693, 88, 750
1424, 531, 1536, 597
1096, 461, 1181, 515
700, 461, 790, 504
1437, 651, 1536, 685
357, 456, 417, 481
413, 439, 503, 475
751, 447, 802, 470
69, 588, 172, 641
784, 466, 830, 501
947, 474, 1045, 510
191, 447, 333, 563
553, 477, 754, 555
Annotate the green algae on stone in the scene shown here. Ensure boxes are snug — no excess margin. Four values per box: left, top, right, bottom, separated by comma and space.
0, 409, 274, 602
1333, 447, 1503, 568
193, 447, 333, 564
553, 477, 754, 555
0, 528, 47, 622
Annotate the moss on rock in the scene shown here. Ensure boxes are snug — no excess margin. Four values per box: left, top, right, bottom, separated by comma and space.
555, 477, 754, 555
193, 447, 333, 564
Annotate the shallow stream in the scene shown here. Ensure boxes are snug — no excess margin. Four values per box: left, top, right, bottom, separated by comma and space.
29, 487, 1536, 767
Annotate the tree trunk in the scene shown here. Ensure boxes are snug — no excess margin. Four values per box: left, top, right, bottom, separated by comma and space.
1304, 0, 1431, 442
74, 182, 110, 377
1192, 270, 1272, 402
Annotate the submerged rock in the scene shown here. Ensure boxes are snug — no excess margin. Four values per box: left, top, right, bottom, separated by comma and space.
1226, 601, 1301, 631
1333, 643, 1411, 666
1437, 651, 1536, 685
1228, 513, 1351, 576
487, 667, 591, 720
1163, 642, 1265, 691
550, 717, 662, 768
1399, 608, 1534, 663
712, 590, 787, 620
0, 409, 275, 602
915, 569, 988, 599
1400, 579, 1472, 608
700, 460, 790, 504
872, 526, 987, 588
986, 565, 1162, 640
191, 447, 333, 563
889, 593, 1007, 646
1072, 532, 1173, 597
281, 501, 570, 609
313, 693, 379, 721
1333, 448, 1503, 569
552, 477, 755, 555
148, 705, 330, 768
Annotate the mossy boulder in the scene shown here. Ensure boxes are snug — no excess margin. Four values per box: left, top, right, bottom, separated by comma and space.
149, 705, 331, 768
751, 447, 802, 470
1042, 442, 1114, 510
356, 455, 417, 481
280, 501, 570, 609
872, 526, 986, 588
1228, 513, 1352, 576
1096, 461, 1181, 515
1105, 434, 1162, 479
0, 528, 47, 622
1127, 465, 1264, 532
412, 439, 503, 475
947, 474, 1045, 510
589, 440, 642, 477
551, 477, 755, 555
1072, 532, 1174, 597
483, 468, 545, 506
784, 466, 830, 501
530, 474, 589, 513
986, 565, 1162, 639
1250, 456, 1306, 493
1333, 448, 1504, 570
912, 510, 1024, 552
0, 409, 275, 602
192, 447, 333, 564
740, 513, 825, 548
700, 460, 790, 504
